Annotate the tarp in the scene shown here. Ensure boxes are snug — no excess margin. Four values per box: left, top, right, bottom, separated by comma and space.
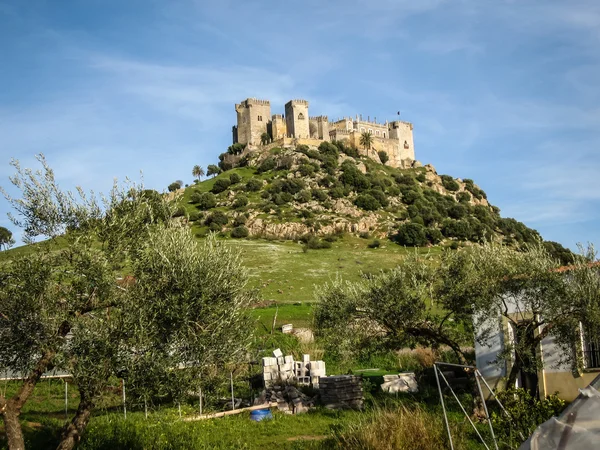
518, 375, 600, 450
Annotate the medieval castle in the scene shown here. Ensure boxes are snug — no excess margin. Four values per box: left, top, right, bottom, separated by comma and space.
232, 98, 416, 168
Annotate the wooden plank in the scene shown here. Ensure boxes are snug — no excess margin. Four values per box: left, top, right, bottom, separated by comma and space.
182, 402, 278, 421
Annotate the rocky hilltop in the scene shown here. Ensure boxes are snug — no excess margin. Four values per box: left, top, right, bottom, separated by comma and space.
177, 140, 547, 251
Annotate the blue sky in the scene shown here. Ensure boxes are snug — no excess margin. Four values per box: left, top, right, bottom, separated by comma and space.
1, 0, 599, 250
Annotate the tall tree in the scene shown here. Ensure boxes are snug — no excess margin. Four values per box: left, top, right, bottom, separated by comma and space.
0, 226, 14, 250
0, 155, 254, 450
260, 132, 271, 145
359, 131, 373, 150
192, 164, 205, 181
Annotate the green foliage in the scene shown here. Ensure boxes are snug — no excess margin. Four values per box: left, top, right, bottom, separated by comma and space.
277, 155, 294, 170
230, 226, 249, 238
311, 189, 328, 202
298, 164, 316, 177
400, 187, 421, 205
229, 173, 241, 185
0, 226, 14, 250
448, 204, 468, 219
416, 173, 426, 183
391, 223, 428, 247
354, 194, 380, 211
425, 227, 443, 244
491, 389, 565, 448
318, 141, 339, 157
394, 174, 416, 187
257, 157, 276, 173
359, 131, 373, 150
340, 162, 369, 192
296, 190, 312, 204
194, 192, 217, 210
377, 151, 389, 164
543, 241, 576, 266
206, 164, 221, 177
227, 143, 245, 155
367, 189, 388, 207
211, 178, 231, 194
168, 181, 182, 192
232, 195, 248, 209
188, 211, 203, 222
441, 218, 472, 240
320, 155, 339, 174
329, 186, 346, 199
172, 205, 185, 218
260, 132, 271, 145
204, 211, 228, 228
245, 178, 262, 192
301, 235, 332, 251
456, 191, 471, 203
440, 175, 460, 192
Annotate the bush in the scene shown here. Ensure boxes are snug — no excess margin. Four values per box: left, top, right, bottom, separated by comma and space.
302, 235, 332, 250
168, 181, 182, 192
320, 155, 338, 174
204, 211, 228, 228
329, 186, 346, 199
377, 151, 389, 164
456, 191, 471, 203
441, 175, 460, 192
391, 223, 428, 247
368, 189, 388, 207
340, 164, 370, 191
359, 231, 371, 239
211, 178, 231, 194
196, 193, 217, 210
491, 389, 565, 449
400, 187, 421, 205
272, 192, 293, 205
354, 194, 381, 211
318, 141, 339, 157
233, 215, 247, 226
368, 239, 381, 248
311, 189, 328, 202
232, 195, 248, 209
306, 149, 322, 161
231, 226, 249, 238
188, 211, 203, 222
257, 157, 276, 173
416, 173, 426, 182
227, 143, 245, 155
298, 164, 316, 177
296, 144, 309, 154
245, 178, 262, 192
387, 185, 400, 197
394, 174, 416, 186
171, 206, 185, 218
294, 190, 309, 204
229, 173, 241, 184
441, 218, 472, 240
277, 155, 294, 170
425, 227, 443, 244
448, 204, 468, 219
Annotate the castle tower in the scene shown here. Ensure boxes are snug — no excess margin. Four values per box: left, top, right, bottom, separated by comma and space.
270, 114, 287, 140
284, 99, 310, 139
309, 116, 329, 140
388, 121, 415, 161
233, 98, 271, 145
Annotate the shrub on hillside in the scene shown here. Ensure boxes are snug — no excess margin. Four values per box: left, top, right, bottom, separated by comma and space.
257, 157, 276, 173
391, 223, 428, 247
456, 191, 471, 203
387, 185, 400, 197
171, 206, 186, 218
318, 141, 339, 157
298, 164, 316, 177
400, 187, 421, 205
211, 178, 231, 194
340, 164, 370, 191
233, 215, 247, 226
329, 186, 346, 199
188, 211, 203, 222
232, 195, 248, 209
168, 181, 182, 192
204, 211, 228, 228
229, 173, 241, 184
425, 227, 443, 244
416, 172, 426, 182
448, 204, 468, 219
297, 190, 312, 204
227, 143, 245, 155
277, 155, 294, 170
368, 189, 389, 207
441, 175, 460, 192
245, 178, 262, 192
394, 174, 416, 186
296, 144, 309, 154
441, 218, 472, 240
231, 226, 249, 238
354, 194, 380, 211
378, 151, 389, 164
195, 193, 217, 210
368, 239, 381, 249
312, 189, 328, 202
320, 155, 338, 175
301, 235, 332, 250
273, 192, 293, 205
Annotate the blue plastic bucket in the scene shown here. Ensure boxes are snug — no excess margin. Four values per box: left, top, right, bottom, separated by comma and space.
250, 408, 273, 421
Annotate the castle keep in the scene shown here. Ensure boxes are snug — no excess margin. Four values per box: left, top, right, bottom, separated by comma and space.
232, 98, 416, 168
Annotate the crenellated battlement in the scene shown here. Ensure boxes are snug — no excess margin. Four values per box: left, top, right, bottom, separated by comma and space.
287, 99, 309, 106
310, 115, 328, 122
272, 114, 284, 120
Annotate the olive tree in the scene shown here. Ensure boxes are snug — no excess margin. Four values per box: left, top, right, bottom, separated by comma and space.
0, 226, 14, 250
314, 251, 472, 365
447, 242, 600, 392
0, 155, 254, 450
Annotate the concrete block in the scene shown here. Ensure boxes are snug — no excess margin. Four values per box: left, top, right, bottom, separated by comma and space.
280, 362, 293, 371
281, 324, 293, 334
284, 355, 294, 364
303, 354, 310, 363
277, 356, 284, 365
273, 348, 283, 358
262, 357, 277, 366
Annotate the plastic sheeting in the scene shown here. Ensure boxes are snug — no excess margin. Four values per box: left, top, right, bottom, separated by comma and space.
518, 384, 600, 450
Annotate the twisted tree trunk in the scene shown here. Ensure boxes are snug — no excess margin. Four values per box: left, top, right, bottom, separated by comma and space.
56, 393, 95, 450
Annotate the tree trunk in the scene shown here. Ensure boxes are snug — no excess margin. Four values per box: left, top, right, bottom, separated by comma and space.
56, 395, 95, 450
1, 403, 26, 450
506, 356, 522, 389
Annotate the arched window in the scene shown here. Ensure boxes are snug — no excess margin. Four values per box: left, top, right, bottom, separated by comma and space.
298, 113, 305, 120
348, 121, 352, 130
383, 132, 386, 138
404, 140, 409, 149
368, 129, 373, 134
375, 130, 380, 136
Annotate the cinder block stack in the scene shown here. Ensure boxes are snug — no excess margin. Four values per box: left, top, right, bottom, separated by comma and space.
319, 375, 364, 410
262, 349, 326, 388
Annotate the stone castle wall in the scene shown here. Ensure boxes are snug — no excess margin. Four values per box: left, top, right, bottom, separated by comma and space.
235, 98, 271, 145
285, 100, 310, 139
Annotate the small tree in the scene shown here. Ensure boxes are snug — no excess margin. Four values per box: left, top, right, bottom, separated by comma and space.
0, 226, 14, 250
359, 131, 373, 150
168, 181, 182, 192
192, 164, 205, 181
207, 164, 221, 178
0, 155, 254, 450
378, 151, 389, 165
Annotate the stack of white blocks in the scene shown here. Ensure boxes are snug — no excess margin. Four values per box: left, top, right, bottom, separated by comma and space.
262, 349, 326, 388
